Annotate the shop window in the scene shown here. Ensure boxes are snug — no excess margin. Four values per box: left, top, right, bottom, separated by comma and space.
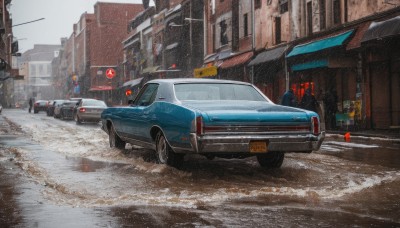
291, 82, 315, 102
279, 0, 288, 14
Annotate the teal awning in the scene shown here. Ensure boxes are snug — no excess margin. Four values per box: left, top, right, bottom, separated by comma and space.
291, 59, 328, 71
287, 30, 354, 58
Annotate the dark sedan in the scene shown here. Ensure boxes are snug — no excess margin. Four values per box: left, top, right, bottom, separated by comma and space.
47, 100, 66, 116
58, 101, 78, 120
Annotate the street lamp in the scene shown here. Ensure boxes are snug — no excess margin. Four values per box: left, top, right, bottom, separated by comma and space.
12, 18, 45, 27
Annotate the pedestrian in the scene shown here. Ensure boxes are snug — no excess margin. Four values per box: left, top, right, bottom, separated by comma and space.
281, 88, 297, 107
300, 88, 319, 113
323, 89, 338, 130
28, 98, 33, 113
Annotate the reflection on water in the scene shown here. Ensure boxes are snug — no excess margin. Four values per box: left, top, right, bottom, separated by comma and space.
68, 157, 110, 173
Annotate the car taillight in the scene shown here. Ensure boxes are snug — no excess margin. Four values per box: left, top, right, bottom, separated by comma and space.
311, 116, 320, 135
79, 108, 86, 113
196, 116, 203, 135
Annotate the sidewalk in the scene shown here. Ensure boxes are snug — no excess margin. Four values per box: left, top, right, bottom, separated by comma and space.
0, 113, 9, 134
326, 129, 400, 140
0, 111, 22, 135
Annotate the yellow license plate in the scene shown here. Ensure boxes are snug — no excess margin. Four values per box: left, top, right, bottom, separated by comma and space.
249, 141, 268, 153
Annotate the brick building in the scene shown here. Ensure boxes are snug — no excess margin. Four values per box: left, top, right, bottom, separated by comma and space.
63, 2, 144, 103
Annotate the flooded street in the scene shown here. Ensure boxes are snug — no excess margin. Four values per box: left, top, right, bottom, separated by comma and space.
1, 109, 399, 227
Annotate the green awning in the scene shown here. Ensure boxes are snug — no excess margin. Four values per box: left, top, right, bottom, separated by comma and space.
287, 30, 354, 58
291, 59, 328, 71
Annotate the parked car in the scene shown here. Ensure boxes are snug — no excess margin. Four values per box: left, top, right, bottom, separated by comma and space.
57, 101, 77, 120
74, 99, 107, 124
47, 99, 65, 116
33, 100, 49, 114
101, 78, 325, 169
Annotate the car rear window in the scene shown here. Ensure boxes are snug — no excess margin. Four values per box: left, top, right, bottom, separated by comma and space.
82, 100, 107, 107
174, 83, 267, 102
63, 102, 77, 107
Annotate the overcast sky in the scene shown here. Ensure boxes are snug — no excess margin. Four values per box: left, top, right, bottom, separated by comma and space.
10, 0, 154, 53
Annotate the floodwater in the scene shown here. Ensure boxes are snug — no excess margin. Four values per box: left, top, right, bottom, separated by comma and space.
0, 109, 399, 227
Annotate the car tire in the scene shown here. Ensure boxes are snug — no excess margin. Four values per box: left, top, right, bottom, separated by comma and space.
109, 124, 126, 149
155, 131, 184, 169
256, 151, 284, 169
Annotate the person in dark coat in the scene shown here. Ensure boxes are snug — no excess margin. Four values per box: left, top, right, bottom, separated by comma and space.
323, 90, 338, 129
281, 89, 297, 107
28, 98, 33, 113
300, 88, 319, 112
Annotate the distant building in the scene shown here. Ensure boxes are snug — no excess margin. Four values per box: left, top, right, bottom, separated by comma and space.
20, 44, 62, 100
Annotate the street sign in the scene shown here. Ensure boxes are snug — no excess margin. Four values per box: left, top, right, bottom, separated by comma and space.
106, 68, 116, 79
194, 66, 217, 78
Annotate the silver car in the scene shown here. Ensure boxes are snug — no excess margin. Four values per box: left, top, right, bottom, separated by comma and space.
74, 99, 107, 124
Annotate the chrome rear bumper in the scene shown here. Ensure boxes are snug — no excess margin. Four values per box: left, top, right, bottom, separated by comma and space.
187, 132, 325, 154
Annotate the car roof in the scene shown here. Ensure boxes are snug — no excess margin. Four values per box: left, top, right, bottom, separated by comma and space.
147, 78, 252, 86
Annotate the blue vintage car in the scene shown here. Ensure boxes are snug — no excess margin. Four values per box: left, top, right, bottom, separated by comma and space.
101, 78, 325, 168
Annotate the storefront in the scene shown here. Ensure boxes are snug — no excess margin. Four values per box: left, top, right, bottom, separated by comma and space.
217, 51, 253, 82
248, 45, 288, 103
360, 15, 400, 129
286, 30, 360, 130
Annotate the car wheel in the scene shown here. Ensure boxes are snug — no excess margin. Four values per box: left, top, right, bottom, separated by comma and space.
155, 131, 184, 168
109, 124, 126, 149
256, 151, 284, 169
75, 115, 82, 125
34, 110, 38, 114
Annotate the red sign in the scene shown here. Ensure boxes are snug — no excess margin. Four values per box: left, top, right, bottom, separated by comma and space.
105, 68, 116, 79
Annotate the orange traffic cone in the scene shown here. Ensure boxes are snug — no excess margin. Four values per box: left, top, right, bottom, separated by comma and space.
344, 132, 351, 142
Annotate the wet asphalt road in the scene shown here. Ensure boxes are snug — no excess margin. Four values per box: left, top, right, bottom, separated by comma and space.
0, 109, 399, 227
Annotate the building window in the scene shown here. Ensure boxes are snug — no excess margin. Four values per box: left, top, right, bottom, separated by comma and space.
243, 13, 248, 37
279, 0, 288, 14
333, 0, 341, 24
213, 24, 216, 51
30, 65, 36, 76
319, 0, 326, 30
220, 20, 228, 46
275, 17, 281, 44
255, 0, 261, 9
307, 1, 313, 35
